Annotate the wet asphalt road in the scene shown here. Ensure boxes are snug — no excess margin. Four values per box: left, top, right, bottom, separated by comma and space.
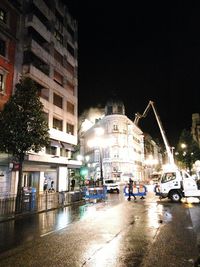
0, 186, 200, 267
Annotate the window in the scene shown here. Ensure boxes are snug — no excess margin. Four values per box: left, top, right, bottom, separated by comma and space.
67, 25, 74, 39
53, 117, 63, 131
53, 93, 63, 108
46, 146, 56, 155
161, 172, 176, 183
55, 10, 63, 33
113, 124, 118, 131
42, 112, 49, 125
67, 101, 74, 115
0, 38, 6, 57
66, 123, 74, 135
54, 49, 63, 66
39, 87, 49, 101
54, 30, 63, 44
67, 43, 75, 57
54, 70, 63, 86
0, 72, 5, 93
67, 61, 74, 75
0, 8, 7, 24
67, 80, 75, 95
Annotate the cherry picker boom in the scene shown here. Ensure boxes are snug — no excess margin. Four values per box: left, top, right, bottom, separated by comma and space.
136, 101, 200, 202
134, 100, 174, 165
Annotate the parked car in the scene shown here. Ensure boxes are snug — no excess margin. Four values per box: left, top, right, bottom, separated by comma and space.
104, 179, 120, 193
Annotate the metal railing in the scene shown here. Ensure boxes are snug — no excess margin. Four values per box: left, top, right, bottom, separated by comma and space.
0, 190, 85, 221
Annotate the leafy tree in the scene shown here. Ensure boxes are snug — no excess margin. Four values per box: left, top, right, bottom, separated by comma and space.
176, 129, 200, 174
0, 77, 50, 211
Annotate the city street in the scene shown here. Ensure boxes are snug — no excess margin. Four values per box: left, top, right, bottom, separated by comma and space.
0, 187, 200, 267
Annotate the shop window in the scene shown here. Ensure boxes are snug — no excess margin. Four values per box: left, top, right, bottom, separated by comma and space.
53, 117, 63, 131
67, 101, 74, 114
53, 93, 63, 108
66, 123, 74, 135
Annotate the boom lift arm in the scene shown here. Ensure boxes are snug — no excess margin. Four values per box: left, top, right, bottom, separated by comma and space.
134, 101, 174, 165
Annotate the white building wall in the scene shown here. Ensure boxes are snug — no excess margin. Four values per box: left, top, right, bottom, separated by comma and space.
82, 113, 144, 183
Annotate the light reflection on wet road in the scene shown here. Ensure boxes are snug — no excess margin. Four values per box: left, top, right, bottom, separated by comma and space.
0, 190, 124, 253
0, 188, 200, 267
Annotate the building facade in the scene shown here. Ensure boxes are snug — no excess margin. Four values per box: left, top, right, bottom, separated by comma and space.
0, 0, 80, 195
80, 101, 145, 183
0, 0, 20, 110
192, 113, 200, 147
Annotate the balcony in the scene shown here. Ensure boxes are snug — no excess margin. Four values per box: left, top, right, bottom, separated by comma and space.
29, 40, 75, 82
33, 0, 51, 21
25, 15, 51, 43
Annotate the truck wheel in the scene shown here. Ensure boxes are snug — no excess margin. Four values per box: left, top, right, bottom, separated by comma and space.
169, 191, 181, 202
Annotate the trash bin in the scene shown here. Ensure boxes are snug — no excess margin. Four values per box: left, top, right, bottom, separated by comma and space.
31, 187, 36, 210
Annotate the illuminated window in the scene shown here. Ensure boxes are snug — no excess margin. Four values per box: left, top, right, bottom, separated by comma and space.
0, 72, 5, 93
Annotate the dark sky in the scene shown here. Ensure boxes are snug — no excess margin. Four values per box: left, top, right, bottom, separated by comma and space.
66, 1, 200, 146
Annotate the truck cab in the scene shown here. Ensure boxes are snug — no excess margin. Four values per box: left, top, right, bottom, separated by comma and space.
155, 169, 200, 202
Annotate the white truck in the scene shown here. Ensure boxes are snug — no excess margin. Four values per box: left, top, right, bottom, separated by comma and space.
154, 165, 200, 202
135, 100, 200, 202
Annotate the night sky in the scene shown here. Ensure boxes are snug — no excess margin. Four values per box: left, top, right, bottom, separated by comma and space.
66, 1, 200, 146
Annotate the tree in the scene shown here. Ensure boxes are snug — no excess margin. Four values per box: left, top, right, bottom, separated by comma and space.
176, 129, 200, 174
0, 77, 50, 212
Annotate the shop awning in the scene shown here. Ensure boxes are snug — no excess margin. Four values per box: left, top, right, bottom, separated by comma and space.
51, 140, 62, 148
61, 142, 75, 151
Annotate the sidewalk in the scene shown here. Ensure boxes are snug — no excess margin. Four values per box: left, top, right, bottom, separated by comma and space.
0, 190, 85, 223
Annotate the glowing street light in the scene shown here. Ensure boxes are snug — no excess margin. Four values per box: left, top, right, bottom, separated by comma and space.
181, 143, 187, 149
87, 127, 105, 184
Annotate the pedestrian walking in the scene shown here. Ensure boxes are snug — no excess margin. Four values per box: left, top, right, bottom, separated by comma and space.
127, 178, 136, 201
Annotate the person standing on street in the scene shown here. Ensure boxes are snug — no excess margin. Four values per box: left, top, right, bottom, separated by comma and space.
71, 178, 75, 191
128, 178, 133, 201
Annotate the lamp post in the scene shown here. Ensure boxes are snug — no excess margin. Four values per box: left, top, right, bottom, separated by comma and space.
87, 127, 105, 185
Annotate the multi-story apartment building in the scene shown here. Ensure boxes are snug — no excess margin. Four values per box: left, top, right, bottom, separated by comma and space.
0, 0, 20, 110
0, 0, 80, 194
0, 0, 21, 193
80, 100, 145, 183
